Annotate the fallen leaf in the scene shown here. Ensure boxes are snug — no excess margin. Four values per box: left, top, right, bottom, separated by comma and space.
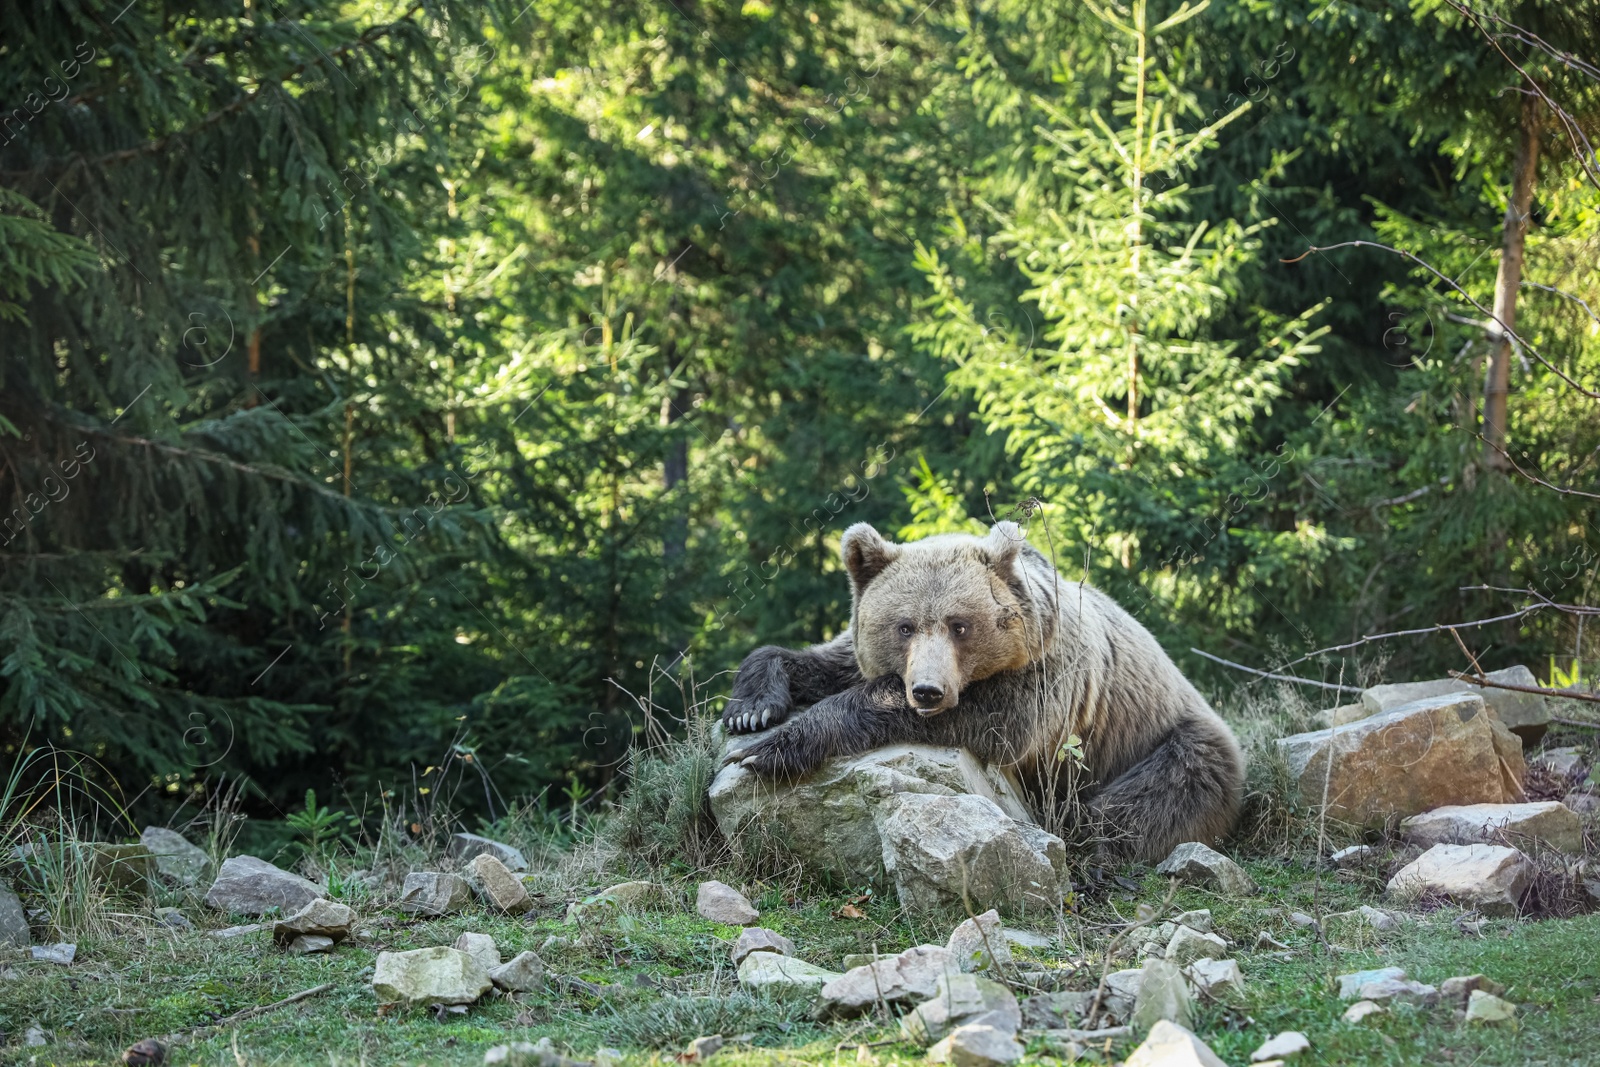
835, 904, 866, 920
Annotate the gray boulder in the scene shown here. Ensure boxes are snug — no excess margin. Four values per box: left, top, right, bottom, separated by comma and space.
272, 899, 353, 946
453, 932, 502, 972
1155, 843, 1255, 896
695, 880, 758, 925
490, 951, 547, 992
879, 793, 1062, 914
1361, 665, 1550, 741
140, 827, 211, 886
399, 872, 473, 916
736, 952, 842, 992
372, 946, 491, 1006
204, 856, 325, 916
0, 878, 29, 947
1123, 1020, 1226, 1067
1387, 843, 1533, 915
465, 854, 532, 915
1130, 957, 1191, 1032
448, 833, 528, 872
1400, 801, 1583, 853
819, 944, 957, 1016
731, 926, 794, 965
926, 1023, 1023, 1067
947, 910, 1013, 973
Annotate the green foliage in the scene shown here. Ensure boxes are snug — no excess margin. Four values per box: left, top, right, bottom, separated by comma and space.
284, 789, 359, 863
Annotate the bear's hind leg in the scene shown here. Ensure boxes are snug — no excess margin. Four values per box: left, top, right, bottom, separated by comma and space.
1086, 713, 1244, 863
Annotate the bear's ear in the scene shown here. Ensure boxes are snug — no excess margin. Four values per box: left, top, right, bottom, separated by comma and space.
841, 523, 899, 595
981, 521, 1027, 575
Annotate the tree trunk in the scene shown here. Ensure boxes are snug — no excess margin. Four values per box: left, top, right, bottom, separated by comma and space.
1483, 93, 1541, 471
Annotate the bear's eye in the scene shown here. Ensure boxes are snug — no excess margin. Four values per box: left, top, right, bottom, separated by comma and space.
951, 621, 968, 637
897, 623, 914, 638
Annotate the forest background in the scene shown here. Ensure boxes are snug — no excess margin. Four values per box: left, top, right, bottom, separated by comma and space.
2, 0, 1597, 850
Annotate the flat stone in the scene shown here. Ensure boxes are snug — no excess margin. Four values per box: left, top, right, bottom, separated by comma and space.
1019, 990, 1096, 1029
1329, 845, 1374, 869
1464, 989, 1516, 1024
731, 926, 794, 965
399, 872, 473, 916
273, 898, 353, 946
1123, 1020, 1227, 1067
736, 952, 841, 991
1130, 957, 1191, 1032
1172, 909, 1213, 934
1362, 666, 1550, 739
1185, 958, 1244, 999
1164, 926, 1227, 968
1155, 843, 1256, 895
1358, 978, 1439, 1005
210, 923, 265, 939
1251, 1032, 1309, 1061
31, 942, 74, 965
1401, 802, 1583, 853
1277, 694, 1522, 828
901, 973, 1020, 1045
489, 951, 546, 992
1003, 929, 1053, 950
1341, 999, 1385, 1024
288, 934, 334, 955
1538, 747, 1585, 777
453, 932, 501, 972
696, 881, 757, 925
926, 1022, 1023, 1067
1440, 974, 1505, 1005
1288, 911, 1316, 927
140, 827, 211, 886
204, 856, 325, 916
1326, 905, 1398, 933
819, 945, 957, 1016
1255, 931, 1289, 951
372, 946, 491, 1006
841, 952, 898, 969
447, 833, 528, 872
879, 793, 1062, 914
598, 881, 657, 906
948, 910, 1013, 973
1337, 967, 1406, 999
1564, 791, 1599, 815
153, 907, 192, 931
465, 854, 532, 915
0, 879, 29, 947
1388, 843, 1533, 915
483, 1040, 581, 1066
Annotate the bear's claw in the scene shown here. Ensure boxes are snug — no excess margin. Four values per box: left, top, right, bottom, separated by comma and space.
722, 699, 789, 734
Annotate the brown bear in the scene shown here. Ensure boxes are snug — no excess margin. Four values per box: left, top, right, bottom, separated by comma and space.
721, 520, 1244, 862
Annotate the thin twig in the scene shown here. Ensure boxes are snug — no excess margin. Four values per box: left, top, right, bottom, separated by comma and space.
163, 983, 334, 1045
1189, 648, 1362, 693
1446, 670, 1600, 707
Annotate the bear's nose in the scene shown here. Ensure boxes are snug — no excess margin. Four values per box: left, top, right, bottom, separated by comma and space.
911, 683, 945, 708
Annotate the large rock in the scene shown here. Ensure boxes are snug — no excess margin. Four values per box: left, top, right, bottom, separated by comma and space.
139, 827, 211, 886
447, 833, 528, 872
737, 952, 842, 991
399, 872, 473, 916
1361, 665, 1550, 741
372, 946, 491, 1006
272, 899, 353, 946
0, 878, 29, 947
1387, 843, 1533, 915
708, 743, 1053, 912
696, 881, 758, 925
901, 973, 1020, 1045
819, 945, 957, 1016
1401, 802, 1583, 853
1275, 694, 1522, 827
204, 856, 325, 916
879, 793, 1063, 913
1123, 1020, 1227, 1067
1155, 843, 1256, 895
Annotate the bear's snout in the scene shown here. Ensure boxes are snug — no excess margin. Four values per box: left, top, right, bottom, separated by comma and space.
910, 683, 945, 708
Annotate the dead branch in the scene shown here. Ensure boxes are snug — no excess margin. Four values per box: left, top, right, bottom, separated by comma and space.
1265, 605, 1545, 675
1189, 648, 1361, 693
163, 983, 334, 1045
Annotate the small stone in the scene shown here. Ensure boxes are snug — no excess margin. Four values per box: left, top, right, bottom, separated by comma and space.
1440, 974, 1506, 1006
539, 935, 572, 954
1288, 911, 1316, 927
483, 1041, 557, 1066
1329, 845, 1374, 869
399, 872, 473, 916
122, 1037, 166, 1064
1336, 967, 1406, 999
1019, 990, 1096, 1029
819, 945, 957, 1016
465, 854, 532, 915
841, 952, 897, 969
288, 934, 334, 955
1358, 905, 1397, 932
0, 878, 28, 947
1564, 791, 1598, 816
140, 827, 211, 886
1003, 929, 1053, 950
209, 923, 265, 939
736, 952, 841, 991
731, 926, 794, 965
695, 881, 758, 925
489, 951, 547, 992
31, 942, 75, 965
1358, 978, 1438, 1005
448, 832, 528, 872
598, 881, 657, 906
454, 932, 501, 972
1255, 931, 1289, 951
1251, 1032, 1309, 1061
595, 1049, 623, 1067
1172, 909, 1212, 934
273, 898, 353, 947
1185, 958, 1244, 999
1164, 926, 1227, 968
947, 910, 1013, 973
1387, 843, 1533, 915
23, 1025, 47, 1046
900, 973, 1020, 1045
685, 1035, 723, 1061
1123, 1020, 1227, 1067
1155, 843, 1256, 895
1341, 999, 1385, 1024
1130, 957, 1191, 1032
926, 1023, 1023, 1067
1538, 747, 1585, 777
1464, 989, 1517, 1024
372, 946, 491, 1006
204, 856, 326, 916
153, 907, 193, 932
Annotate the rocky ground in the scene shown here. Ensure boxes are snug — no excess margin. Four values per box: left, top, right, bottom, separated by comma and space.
0, 671, 1596, 1066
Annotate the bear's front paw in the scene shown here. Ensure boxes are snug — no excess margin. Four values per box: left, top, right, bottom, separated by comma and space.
731, 727, 823, 780
721, 696, 792, 735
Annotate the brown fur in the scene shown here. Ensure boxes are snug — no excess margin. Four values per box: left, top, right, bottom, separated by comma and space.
722, 521, 1245, 862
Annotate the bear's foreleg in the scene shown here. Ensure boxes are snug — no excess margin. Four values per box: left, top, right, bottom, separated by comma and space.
722, 632, 862, 734
1084, 714, 1243, 862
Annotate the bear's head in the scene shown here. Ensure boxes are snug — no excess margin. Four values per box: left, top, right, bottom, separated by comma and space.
840, 520, 1057, 715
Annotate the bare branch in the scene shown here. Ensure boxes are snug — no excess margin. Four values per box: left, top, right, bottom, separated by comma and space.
1189, 648, 1362, 693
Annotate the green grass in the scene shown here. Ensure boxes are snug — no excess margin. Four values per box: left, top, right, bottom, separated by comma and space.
0, 857, 1595, 1066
